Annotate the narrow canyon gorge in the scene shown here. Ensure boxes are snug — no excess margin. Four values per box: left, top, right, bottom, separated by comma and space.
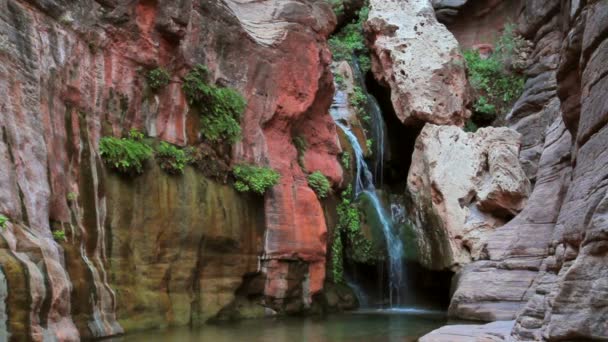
0, 0, 606, 341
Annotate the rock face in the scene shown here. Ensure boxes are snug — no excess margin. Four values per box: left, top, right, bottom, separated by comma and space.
0, 0, 341, 339
365, 0, 470, 126
422, 0, 608, 340
407, 125, 531, 271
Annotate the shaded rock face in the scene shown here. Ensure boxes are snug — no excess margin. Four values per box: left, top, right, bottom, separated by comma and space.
365, 0, 471, 127
407, 125, 530, 271
439, 1, 522, 49
106, 167, 266, 330
0, 0, 340, 339
423, 0, 608, 340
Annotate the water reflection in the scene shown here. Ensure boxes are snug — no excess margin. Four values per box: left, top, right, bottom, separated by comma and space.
109, 311, 446, 342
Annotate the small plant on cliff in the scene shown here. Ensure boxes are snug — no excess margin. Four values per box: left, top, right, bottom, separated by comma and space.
53, 230, 66, 242
146, 67, 171, 91
183, 64, 246, 144
327, 0, 345, 17
349, 85, 367, 118
341, 151, 351, 170
463, 24, 527, 124
329, 5, 371, 72
156, 141, 192, 175
331, 185, 380, 283
0, 215, 8, 229
365, 139, 373, 152
232, 164, 280, 195
67, 192, 77, 202
293, 135, 308, 171
308, 171, 331, 199
331, 228, 345, 283
99, 129, 153, 175
334, 73, 347, 90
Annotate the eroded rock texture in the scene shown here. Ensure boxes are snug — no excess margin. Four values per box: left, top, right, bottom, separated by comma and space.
0, 0, 341, 339
365, 0, 470, 126
407, 125, 530, 271
423, 0, 608, 340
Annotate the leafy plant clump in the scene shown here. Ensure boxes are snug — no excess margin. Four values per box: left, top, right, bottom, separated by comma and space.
329, 5, 371, 72
183, 64, 246, 144
67, 192, 77, 202
463, 24, 527, 123
293, 135, 308, 170
349, 85, 368, 119
308, 171, 331, 199
156, 142, 192, 174
328, 0, 345, 18
0, 214, 8, 229
99, 129, 154, 175
53, 230, 66, 242
331, 185, 380, 283
232, 164, 280, 195
146, 67, 171, 91
341, 151, 351, 170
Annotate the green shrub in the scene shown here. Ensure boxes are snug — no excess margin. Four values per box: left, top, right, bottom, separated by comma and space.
341, 151, 351, 170
331, 228, 345, 283
53, 230, 66, 242
463, 25, 526, 121
329, 5, 371, 72
366, 139, 373, 152
183, 64, 246, 144
0, 215, 8, 229
146, 68, 171, 91
328, 0, 345, 17
332, 185, 379, 268
293, 135, 308, 170
474, 96, 496, 116
156, 141, 192, 174
349, 86, 367, 117
308, 171, 331, 199
67, 192, 77, 202
464, 120, 478, 133
99, 130, 153, 175
232, 164, 280, 195
334, 73, 346, 90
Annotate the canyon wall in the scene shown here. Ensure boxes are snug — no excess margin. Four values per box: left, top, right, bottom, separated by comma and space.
423, 0, 608, 340
0, 0, 341, 340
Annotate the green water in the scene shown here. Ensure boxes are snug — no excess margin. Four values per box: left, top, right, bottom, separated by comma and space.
109, 309, 446, 342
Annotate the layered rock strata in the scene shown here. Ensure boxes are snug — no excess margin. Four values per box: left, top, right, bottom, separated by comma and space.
423, 0, 608, 340
0, 0, 341, 339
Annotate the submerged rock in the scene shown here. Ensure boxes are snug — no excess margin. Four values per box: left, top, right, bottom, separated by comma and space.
407, 124, 530, 271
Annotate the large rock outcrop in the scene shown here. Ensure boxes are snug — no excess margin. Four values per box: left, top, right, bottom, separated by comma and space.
0, 0, 341, 339
365, 0, 470, 126
423, 0, 608, 340
407, 125, 531, 271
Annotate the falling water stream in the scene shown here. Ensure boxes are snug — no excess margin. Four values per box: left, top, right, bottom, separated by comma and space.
335, 122, 405, 307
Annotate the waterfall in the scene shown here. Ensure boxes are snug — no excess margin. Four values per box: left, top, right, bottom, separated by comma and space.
351, 59, 386, 186
335, 121, 405, 307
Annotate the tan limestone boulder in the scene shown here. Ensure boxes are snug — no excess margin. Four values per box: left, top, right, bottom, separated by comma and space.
365, 0, 471, 126
407, 124, 531, 271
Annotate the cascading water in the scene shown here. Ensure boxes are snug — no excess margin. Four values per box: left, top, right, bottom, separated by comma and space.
351, 59, 386, 186
334, 121, 405, 307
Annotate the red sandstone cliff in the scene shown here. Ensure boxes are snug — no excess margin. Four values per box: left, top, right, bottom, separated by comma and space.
0, 0, 341, 339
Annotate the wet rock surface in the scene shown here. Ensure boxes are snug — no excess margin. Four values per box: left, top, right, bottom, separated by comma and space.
0, 0, 340, 339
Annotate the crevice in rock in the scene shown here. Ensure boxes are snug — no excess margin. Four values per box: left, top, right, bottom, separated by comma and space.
365, 72, 424, 190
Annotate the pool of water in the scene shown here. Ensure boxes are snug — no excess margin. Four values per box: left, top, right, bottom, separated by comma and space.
109, 309, 446, 342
